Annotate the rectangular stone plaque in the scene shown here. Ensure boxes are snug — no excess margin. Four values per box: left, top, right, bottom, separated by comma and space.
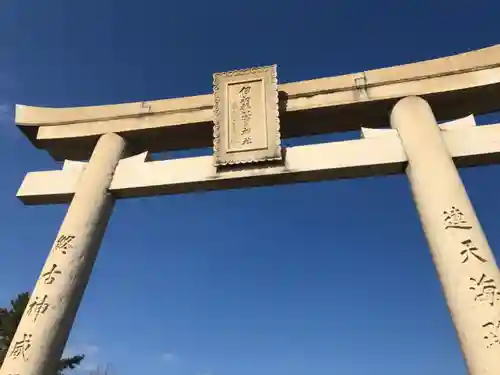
213, 65, 281, 166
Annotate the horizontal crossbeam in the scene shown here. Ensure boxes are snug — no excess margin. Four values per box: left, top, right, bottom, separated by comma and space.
17, 118, 500, 205
16, 45, 500, 161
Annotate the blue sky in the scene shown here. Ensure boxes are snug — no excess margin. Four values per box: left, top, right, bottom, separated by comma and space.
0, 1, 500, 375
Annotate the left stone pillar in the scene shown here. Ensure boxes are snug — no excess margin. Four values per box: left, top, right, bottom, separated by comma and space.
0, 132, 127, 375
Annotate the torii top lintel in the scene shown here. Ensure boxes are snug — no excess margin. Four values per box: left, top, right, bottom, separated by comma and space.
15, 44, 500, 161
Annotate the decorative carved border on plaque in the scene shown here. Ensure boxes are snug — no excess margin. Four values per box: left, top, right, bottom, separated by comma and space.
212, 65, 281, 166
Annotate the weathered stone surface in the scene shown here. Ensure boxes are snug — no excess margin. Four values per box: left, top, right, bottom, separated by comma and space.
0, 133, 127, 375
16, 118, 500, 205
213, 65, 281, 166
391, 97, 500, 375
13, 45, 500, 161
9, 45, 500, 375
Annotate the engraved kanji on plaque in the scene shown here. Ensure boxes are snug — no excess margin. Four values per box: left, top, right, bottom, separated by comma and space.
213, 65, 281, 166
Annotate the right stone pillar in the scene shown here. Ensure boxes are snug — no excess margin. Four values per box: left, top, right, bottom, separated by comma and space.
390, 96, 500, 374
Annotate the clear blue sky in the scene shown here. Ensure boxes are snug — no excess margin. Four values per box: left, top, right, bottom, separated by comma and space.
0, 1, 499, 375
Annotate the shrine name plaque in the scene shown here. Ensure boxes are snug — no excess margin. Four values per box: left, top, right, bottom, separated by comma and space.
213, 65, 281, 166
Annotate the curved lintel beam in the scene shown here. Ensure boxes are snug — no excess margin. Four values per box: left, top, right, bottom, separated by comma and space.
16, 44, 500, 160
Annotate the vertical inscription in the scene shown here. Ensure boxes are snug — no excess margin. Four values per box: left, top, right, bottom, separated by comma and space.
213, 65, 280, 166
237, 85, 252, 145
227, 80, 266, 152
5, 234, 78, 371
7, 234, 76, 370
442, 206, 488, 263
443, 205, 500, 350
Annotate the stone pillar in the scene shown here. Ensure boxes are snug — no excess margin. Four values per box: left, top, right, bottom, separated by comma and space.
0, 133, 126, 375
391, 96, 500, 375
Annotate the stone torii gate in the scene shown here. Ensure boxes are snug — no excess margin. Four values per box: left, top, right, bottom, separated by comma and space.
3, 45, 500, 375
